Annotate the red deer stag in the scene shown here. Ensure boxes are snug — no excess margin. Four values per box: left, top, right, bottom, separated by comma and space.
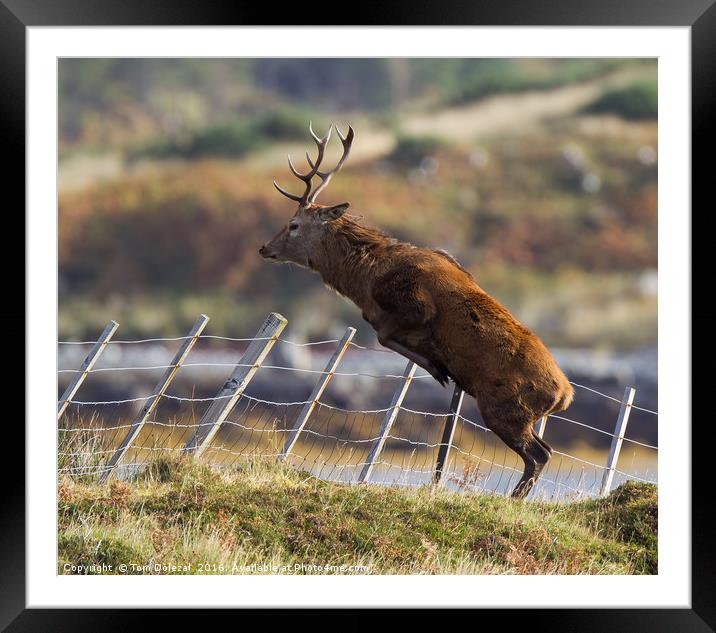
259, 123, 574, 499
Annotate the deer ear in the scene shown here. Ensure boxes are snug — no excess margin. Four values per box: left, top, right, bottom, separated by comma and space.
318, 202, 350, 222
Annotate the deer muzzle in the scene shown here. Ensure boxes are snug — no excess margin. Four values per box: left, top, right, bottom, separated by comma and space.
259, 244, 277, 260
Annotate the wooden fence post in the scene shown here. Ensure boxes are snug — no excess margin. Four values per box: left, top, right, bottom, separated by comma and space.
599, 386, 636, 496
281, 326, 356, 459
183, 312, 287, 459
100, 314, 210, 482
57, 320, 119, 420
534, 415, 548, 439
432, 384, 464, 484
358, 360, 417, 483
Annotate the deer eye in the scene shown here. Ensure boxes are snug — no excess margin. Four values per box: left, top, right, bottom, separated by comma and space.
288, 221, 299, 233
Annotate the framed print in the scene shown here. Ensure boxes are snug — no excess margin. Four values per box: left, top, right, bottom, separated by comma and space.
3, 0, 712, 629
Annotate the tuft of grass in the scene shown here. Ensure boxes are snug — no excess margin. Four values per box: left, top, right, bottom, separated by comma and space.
58, 456, 657, 575
57, 411, 112, 482
566, 480, 658, 573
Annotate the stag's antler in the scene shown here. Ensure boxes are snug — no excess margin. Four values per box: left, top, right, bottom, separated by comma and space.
306, 125, 354, 203
273, 122, 354, 205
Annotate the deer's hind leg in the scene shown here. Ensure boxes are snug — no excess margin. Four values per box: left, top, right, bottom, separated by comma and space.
512, 434, 551, 499
531, 428, 553, 458
480, 401, 552, 500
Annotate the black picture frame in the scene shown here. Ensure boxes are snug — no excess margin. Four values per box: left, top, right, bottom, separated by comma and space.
2, 1, 711, 629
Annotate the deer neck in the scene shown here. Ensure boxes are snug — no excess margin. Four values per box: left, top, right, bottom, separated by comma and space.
311, 219, 393, 305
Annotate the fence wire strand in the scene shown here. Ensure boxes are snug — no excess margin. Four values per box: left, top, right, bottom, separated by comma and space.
58, 331, 658, 497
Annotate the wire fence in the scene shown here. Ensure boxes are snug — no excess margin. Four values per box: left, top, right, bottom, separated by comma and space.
57, 313, 658, 501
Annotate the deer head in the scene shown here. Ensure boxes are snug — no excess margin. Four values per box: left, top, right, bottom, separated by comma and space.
259, 122, 354, 268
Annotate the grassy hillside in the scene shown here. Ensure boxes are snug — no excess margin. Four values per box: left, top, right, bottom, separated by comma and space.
58, 457, 657, 575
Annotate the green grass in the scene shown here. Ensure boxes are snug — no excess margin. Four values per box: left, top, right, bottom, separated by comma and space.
58, 456, 657, 575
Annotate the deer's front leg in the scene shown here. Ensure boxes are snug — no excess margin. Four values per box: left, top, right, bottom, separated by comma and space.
377, 334, 450, 387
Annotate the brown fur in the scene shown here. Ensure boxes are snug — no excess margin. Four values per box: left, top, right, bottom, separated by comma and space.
261, 204, 573, 500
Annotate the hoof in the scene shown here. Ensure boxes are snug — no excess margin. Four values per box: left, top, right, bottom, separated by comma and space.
426, 365, 450, 387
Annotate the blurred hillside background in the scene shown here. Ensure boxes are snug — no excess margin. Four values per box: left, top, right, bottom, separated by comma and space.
58, 58, 658, 469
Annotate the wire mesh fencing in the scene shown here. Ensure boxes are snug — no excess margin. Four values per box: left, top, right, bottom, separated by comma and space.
57, 313, 658, 501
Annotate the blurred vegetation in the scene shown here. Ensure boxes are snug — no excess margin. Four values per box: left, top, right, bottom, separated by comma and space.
387, 134, 448, 167
58, 58, 657, 349
443, 59, 629, 105
582, 80, 658, 120
127, 106, 316, 161
58, 58, 655, 154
